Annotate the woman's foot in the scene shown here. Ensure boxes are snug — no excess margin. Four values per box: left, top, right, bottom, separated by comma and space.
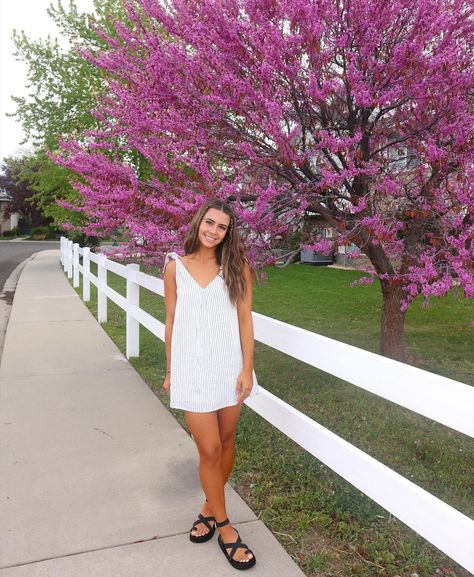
190, 500, 215, 541
216, 518, 255, 567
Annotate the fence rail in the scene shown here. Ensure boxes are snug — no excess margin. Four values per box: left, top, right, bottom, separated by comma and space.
60, 237, 474, 573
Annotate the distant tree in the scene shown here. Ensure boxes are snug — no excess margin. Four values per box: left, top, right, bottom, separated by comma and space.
59, 0, 474, 360
0, 156, 51, 228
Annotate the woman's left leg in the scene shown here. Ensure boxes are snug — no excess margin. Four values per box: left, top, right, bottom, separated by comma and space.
213, 402, 254, 565
187, 403, 254, 564
217, 402, 243, 482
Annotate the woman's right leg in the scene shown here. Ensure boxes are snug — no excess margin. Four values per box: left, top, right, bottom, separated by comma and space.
190, 403, 243, 537
184, 411, 228, 538
185, 409, 254, 565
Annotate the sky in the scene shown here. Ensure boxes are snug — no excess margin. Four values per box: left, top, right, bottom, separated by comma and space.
0, 0, 95, 162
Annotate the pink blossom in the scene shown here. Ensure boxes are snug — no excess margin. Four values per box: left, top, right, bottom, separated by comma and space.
56, 0, 474, 312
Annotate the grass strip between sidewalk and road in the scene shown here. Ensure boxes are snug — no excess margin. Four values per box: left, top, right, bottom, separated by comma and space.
70, 258, 473, 577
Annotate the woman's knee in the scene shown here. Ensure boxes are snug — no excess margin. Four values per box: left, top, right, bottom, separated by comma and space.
220, 430, 235, 451
197, 442, 222, 467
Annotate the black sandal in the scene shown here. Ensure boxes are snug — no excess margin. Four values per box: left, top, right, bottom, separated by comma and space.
189, 513, 216, 543
216, 518, 256, 570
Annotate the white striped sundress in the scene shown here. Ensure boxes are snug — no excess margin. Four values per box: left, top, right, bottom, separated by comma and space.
164, 252, 258, 412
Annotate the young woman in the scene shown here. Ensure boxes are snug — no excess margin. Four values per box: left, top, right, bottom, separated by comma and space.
162, 198, 258, 570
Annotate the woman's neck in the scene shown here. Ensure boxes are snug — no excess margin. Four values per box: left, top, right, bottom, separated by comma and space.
191, 247, 217, 263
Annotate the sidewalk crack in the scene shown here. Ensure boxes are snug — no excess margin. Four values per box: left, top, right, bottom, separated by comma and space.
0, 532, 188, 569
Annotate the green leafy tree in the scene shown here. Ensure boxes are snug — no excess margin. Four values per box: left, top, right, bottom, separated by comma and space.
7, 0, 125, 229
10, 0, 123, 148
19, 150, 84, 228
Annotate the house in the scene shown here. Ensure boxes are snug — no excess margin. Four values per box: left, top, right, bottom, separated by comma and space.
0, 189, 19, 234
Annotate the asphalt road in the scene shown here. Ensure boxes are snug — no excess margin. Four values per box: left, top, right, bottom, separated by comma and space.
0, 240, 60, 291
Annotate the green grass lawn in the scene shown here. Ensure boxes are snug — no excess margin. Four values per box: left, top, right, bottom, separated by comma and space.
74, 258, 473, 577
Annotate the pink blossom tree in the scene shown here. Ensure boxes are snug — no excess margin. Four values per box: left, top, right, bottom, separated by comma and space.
58, 0, 474, 360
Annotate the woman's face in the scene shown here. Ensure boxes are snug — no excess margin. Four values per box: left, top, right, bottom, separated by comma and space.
198, 208, 230, 249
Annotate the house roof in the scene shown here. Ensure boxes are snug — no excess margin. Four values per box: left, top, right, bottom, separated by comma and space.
0, 189, 12, 202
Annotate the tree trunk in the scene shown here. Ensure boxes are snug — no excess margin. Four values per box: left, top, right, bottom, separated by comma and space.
379, 281, 408, 362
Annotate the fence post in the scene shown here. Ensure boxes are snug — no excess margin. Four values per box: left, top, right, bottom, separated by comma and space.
63, 237, 67, 271
67, 240, 73, 279
73, 243, 80, 288
98, 253, 108, 323
82, 247, 90, 302
60, 237, 64, 265
126, 263, 140, 358
62, 237, 68, 272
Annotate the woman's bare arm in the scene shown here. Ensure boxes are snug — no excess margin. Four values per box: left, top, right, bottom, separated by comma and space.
236, 265, 255, 401
163, 259, 177, 393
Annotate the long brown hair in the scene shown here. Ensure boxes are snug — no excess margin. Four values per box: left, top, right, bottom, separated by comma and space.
183, 198, 255, 305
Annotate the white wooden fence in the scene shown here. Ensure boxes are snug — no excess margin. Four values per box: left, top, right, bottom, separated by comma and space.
60, 237, 474, 573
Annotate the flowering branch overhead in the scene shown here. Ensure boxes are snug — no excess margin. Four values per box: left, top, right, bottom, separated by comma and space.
57, 0, 473, 317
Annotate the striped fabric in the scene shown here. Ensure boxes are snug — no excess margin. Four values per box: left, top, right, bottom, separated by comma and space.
164, 252, 258, 412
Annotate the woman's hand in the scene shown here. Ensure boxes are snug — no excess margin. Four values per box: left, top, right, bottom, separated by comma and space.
236, 370, 253, 403
163, 373, 171, 396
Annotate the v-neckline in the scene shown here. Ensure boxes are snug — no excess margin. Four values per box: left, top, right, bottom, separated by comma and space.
178, 257, 222, 290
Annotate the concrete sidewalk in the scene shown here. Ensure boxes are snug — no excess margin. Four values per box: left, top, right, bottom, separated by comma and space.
0, 250, 304, 577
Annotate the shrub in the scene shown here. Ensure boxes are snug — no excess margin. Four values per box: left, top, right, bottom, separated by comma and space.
29, 226, 47, 240
45, 225, 59, 239
28, 225, 58, 240
67, 231, 101, 249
